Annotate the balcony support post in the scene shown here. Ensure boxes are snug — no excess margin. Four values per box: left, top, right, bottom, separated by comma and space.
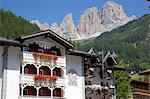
21, 85, 24, 96
37, 87, 39, 97
37, 67, 39, 75
22, 65, 24, 74
51, 68, 53, 76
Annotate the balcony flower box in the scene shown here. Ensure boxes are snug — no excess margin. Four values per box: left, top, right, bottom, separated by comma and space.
32, 52, 58, 61
34, 75, 58, 81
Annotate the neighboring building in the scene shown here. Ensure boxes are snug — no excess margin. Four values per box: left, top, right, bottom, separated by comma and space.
82, 50, 124, 99
131, 69, 150, 99
0, 29, 123, 99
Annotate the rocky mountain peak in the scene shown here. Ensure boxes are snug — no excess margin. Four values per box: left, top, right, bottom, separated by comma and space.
101, 1, 136, 31
60, 13, 79, 39
50, 22, 62, 35
102, 1, 129, 24
77, 7, 102, 38
31, 1, 136, 40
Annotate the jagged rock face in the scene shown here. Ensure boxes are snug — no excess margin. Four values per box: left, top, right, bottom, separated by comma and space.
101, 1, 131, 30
32, 1, 136, 40
50, 23, 62, 36
60, 13, 79, 39
77, 7, 102, 38
31, 20, 49, 30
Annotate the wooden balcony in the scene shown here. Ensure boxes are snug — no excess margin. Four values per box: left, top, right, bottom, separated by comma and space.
19, 74, 66, 86
22, 52, 66, 67
134, 88, 150, 95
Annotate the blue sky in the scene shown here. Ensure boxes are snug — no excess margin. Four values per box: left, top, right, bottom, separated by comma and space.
1, 0, 150, 25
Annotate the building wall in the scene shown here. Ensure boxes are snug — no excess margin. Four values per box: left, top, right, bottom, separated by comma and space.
0, 46, 3, 99
92, 67, 101, 85
65, 55, 85, 99
5, 46, 21, 99
86, 66, 102, 99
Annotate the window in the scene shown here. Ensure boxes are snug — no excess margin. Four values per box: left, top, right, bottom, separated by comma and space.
24, 68, 29, 74
99, 66, 103, 79
53, 88, 62, 97
39, 90, 44, 96
23, 89, 28, 95
24, 64, 37, 74
39, 87, 51, 96
39, 69, 44, 75
23, 86, 37, 96
53, 68, 62, 77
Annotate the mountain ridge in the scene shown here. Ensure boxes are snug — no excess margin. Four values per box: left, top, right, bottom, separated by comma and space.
84, 14, 150, 71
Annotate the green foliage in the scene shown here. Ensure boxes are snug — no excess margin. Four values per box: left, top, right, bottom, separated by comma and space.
131, 74, 150, 82
0, 9, 40, 38
84, 14, 150, 72
114, 71, 133, 99
69, 40, 84, 51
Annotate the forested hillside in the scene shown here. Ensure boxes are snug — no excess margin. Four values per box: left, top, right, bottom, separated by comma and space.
84, 14, 150, 72
0, 9, 40, 38
0, 9, 149, 72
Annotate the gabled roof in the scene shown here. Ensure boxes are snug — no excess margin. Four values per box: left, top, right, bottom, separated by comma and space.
113, 65, 125, 70
66, 50, 98, 57
101, 51, 117, 65
88, 48, 96, 55
16, 29, 74, 49
0, 37, 23, 47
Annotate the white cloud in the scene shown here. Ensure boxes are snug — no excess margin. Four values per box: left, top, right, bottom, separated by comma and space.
30, 20, 49, 30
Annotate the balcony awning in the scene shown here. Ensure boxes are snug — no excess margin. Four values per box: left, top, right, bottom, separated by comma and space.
66, 50, 98, 57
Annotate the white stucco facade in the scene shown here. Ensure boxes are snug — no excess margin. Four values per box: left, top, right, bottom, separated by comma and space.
65, 55, 85, 99
0, 46, 3, 99
6, 46, 21, 99
0, 40, 86, 99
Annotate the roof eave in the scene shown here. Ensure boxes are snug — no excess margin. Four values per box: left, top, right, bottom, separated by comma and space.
16, 30, 74, 49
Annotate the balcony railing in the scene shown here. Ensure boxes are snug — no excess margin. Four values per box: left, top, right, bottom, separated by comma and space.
109, 85, 115, 89
22, 52, 66, 67
19, 74, 66, 86
19, 96, 66, 99
134, 88, 150, 94
85, 85, 102, 90
20, 74, 35, 84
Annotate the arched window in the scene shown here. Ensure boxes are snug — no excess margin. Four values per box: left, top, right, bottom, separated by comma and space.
24, 64, 37, 74
39, 87, 51, 96
39, 66, 51, 75
23, 86, 37, 96
53, 67, 63, 77
53, 88, 63, 97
